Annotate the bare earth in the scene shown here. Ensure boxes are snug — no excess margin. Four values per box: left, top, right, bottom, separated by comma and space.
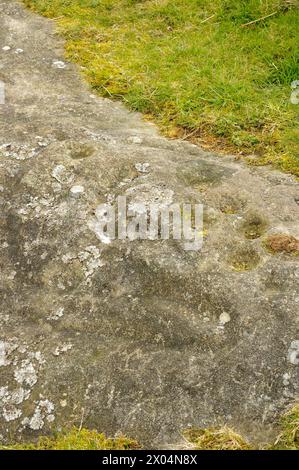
0, 1, 298, 447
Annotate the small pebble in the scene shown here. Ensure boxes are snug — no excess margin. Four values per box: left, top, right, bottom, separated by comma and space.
70, 185, 85, 197
52, 60, 66, 69
128, 136, 143, 144
219, 312, 231, 325
2, 46, 11, 51
287, 340, 299, 365
135, 162, 150, 173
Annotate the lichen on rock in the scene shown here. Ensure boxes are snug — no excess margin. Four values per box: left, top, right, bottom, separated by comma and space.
0, 0, 298, 449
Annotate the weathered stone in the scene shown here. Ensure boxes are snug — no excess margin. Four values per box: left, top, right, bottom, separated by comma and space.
0, 0, 298, 449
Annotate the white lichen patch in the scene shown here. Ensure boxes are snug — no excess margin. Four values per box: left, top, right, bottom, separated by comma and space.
14, 360, 38, 387
18, 345, 27, 354
35, 136, 50, 146
28, 351, 45, 364
219, 312, 231, 326
0, 341, 17, 367
0, 386, 30, 422
80, 246, 104, 279
51, 164, 74, 184
52, 60, 66, 69
283, 372, 291, 386
126, 184, 174, 207
0, 143, 39, 160
8, 387, 30, 405
22, 410, 43, 431
0, 386, 8, 399
53, 343, 73, 356
3, 405, 22, 422
287, 341, 299, 365
0, 339, 44, 426
0, 313, 9, 324
135, 162, 150, 173
22, 399, 55, 430
128, 136, 143, 144
18, 196, 54, 220
0, 341, 11, 366
47, 307, 64, 321
7, 270, 16, 280
39, 400, 55, 414
84, 129, 116, 145
62, 246, 104, 282
70, 185, 85, 197
52, 181, 62, 192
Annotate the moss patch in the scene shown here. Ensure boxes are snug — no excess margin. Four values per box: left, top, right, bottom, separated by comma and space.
240, 213, 268, 239
264, 233, 299, 254
229, 246, 260, 271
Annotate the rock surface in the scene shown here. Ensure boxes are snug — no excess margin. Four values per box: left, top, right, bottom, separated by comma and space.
0, 1, 298, 447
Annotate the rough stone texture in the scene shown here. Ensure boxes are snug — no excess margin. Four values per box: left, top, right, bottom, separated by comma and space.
0, 1, 298, 448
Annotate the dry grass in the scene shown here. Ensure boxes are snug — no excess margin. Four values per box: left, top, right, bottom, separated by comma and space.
264, 233, 299, 254
183, 426, 252, 450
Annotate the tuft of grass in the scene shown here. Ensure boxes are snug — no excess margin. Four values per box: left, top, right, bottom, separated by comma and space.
183, 426, 252, 450
270, 403, 299, 449
22, 0, 299, 176
0, 427, 140, 450
183, 403, 299, 450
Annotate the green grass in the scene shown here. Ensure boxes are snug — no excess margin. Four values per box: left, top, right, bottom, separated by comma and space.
270, 403, 299, 449
0, 427, 140, 450
23, 0, 299, 175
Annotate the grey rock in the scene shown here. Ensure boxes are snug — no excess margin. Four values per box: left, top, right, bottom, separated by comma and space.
0, 0, 298, 448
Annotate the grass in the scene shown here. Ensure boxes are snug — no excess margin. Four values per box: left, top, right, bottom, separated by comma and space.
22, 0, 299, 176
270, 403, 299, 449
1, 403, 299, 450
183, 402, 299, 450
0, 427, 140, 450
183, 426, 252, 450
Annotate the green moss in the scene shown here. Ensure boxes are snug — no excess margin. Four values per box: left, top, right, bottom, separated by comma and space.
67, 142, 95, 159
240, 214, 268, 239
22, 0, 299, 176
229, 246, 260, 271
0, 428, 140, 450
